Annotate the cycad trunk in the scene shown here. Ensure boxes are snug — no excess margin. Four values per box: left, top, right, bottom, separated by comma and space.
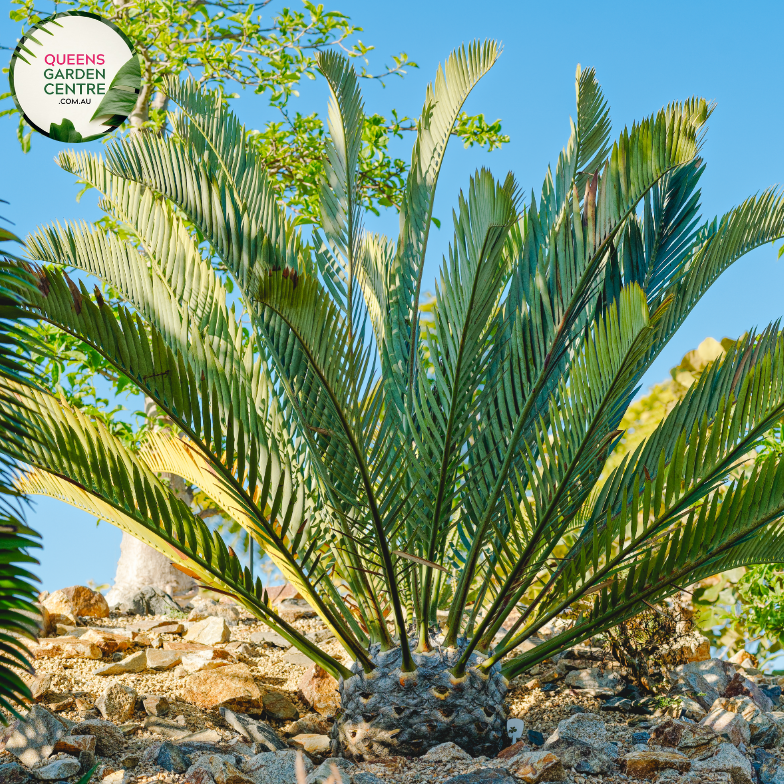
333, 644, 508, 759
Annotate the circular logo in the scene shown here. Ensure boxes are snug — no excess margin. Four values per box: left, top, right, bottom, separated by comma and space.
9, 11, 141, 142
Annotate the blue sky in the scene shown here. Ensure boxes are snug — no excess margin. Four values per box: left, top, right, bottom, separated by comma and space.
2, 0, 784, 592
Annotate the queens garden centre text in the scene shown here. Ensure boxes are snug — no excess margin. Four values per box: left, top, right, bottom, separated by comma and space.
42, 53, 107, 96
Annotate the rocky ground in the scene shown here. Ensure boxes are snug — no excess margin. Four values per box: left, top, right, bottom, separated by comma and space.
2, 584, 784, 784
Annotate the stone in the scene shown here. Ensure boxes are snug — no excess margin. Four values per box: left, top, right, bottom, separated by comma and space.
666, 659, 736, 710
4, 706, 66, 767
297, 665, 340, 719
442, 771, 516, 784
632, 731, 651, 744
117, 754, 139, 770
282, 648, 313, 667
759, 755, 784, 784
31, 756, 80, 780
185, 766, 216, 784
95, 650, 148, 675
179, 730, 223, 744
621, 750, 691, 780
506, 750, 566, 782
43, 586, 109, 621
701, 706, 751, 747
692, 743, 754, 784
276, 599, 316, 622
351, 774, 385, 784
714, 696, 781, 747
761, 685, 783, 707
544, 712, 607, 746
242, 750, 313, 784
24, 673, 52, 703
155, 742, 192, 773
189, 604, 241, 626
100, 772, 133, 784
291, 734, 330, 755
180, 664, 264, 712
281, 714, 330, 737
53, 735, 96, 755
248, 630, 288, 648
181, 653, 233, 674
193, 754, 254, 784
185, 617, 231, 645
219, 708, 288, 751
130, 617, 185, 632
146, 649, 183, 670
79, 630, 131, 656
660, 631, 711, 666
680, 695, 708, 720
563, 667, 624, 696
527, 729, 545, 746
32, 637, 101, 659
114, 585, 182, 616
142, 695, 170, 717
142, 717, 192, 739
723, 672, 775, 711
421, 742, 472, 762
305, 758, 355, 784
71, 719, 126, 756
649, 718, 721, 758
95, 683, 137, 723
263, 691, 299, 722
0, 762, 33, 784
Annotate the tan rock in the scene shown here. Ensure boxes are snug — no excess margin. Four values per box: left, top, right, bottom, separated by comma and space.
506, 751, 566, 782
184, 617, 230, 645
290, 734, 330, 756
33, 637, 101, 659
649, 718, 720, 758
24, 672, 52, 702
164, 640, 215, 652
195, 754, 254, 784
701, 706, 751, 747
96, 683, 137, 723
729, 650, 756, 667
262, 690, 299, 721
179, 664, 264, 712
181, 651, 233, 673
96, 650, 147, 675
142, 695, 170, 717
80, 629, 131, 656
146, 649, 183, 670
297, 665, 340, 718
661, 632, 711, 666
43, 586, 109, 621
276, 599, 316, 622
54, 735, 96, 754
621, 750, 691, 780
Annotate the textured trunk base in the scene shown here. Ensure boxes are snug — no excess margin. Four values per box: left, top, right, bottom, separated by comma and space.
333, 644, 508, 759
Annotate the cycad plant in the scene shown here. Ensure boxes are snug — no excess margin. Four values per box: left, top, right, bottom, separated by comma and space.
8, 41, 784, 757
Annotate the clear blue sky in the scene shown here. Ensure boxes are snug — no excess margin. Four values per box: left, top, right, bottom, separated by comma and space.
3, 0, 783, 592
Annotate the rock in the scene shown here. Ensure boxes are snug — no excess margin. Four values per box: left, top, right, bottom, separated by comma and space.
146, 649, 183, 670
282, 648, 313, 667
0, 762, 33, 784
276, 599, 316, 622
142, 695, 170, 717
185, 617, 231, 645
100, 772, 133, 784
71, 719, 126, 756
24, 673, 52, 703
219, 708, 287, 751
180, 664, 263, 712
442, 771, 516, 784
180, 730, 223, 744
544, 713, 607, 746
506, 750, 566, 782
79, 630, 131, 656
692, 743, 754, 784
43, 586, 109, 621
714, 696, 781, 747
117, 754, 139, 770
32, 637, 101, 659
527, 729, 545, 746
649, 718, 721, 758
115, 585, 181, 616
4, 705, 67, 767
53, 735, 96, 755
263, 691, 299, 722
96, 650, 148, 675
701, 706, 751, 747
761, 685, 782, 707
281, 714, 330, 738
305, 758, 355, 784
95, 683, 137, 723
680, 695, 708, 720
185, 766, 216, 784
632, 731, 651, 744
291, 734, 330, 756
661, 631, 711, 666
248, 630, 288, 648
242, 750, 313, 784
181, 653, 232, 674
350, 775, 385, 784
422, 742, 472, 762
189, 604, 241, 626
759, 754, 784, 784
621, 750, 691, 780
563, 667, 623, 696
143, 717, 192, 740
723, 672, 775, 711
155, 742, 192, 773
130, 618, 185, 632
666, 659, 736, 710
297, 665, 339, 719
729, 650, 756, 667
192, 754, 254, 784
31, 756, 81, 780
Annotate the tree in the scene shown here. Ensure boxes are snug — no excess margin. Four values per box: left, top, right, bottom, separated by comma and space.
4, 0, 508, 600
7, 46, 784, 758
